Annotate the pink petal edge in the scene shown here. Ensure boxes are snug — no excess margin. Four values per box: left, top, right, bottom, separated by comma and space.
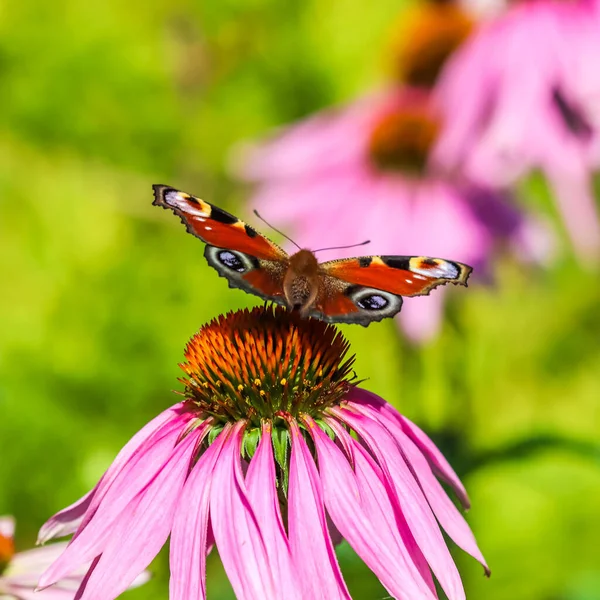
306, 416, 438, 600
288, 421, 351, 600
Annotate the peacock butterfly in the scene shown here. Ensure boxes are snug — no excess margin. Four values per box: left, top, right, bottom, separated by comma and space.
152, 185, 472, 326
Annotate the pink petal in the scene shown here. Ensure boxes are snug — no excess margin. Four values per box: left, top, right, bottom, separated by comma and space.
288, 421, 351, 600
6, 543, 69, 583
245, 422, 301, 598
75, 407, 192, 534
0, 515, 15, 539
350, 440, 438, 598
332, 407, 466, 600
209, 422, 278, 600
5, 584, 78, 599
349, 388, 470, 508
72, 559, 149, 599
169, 426, 227, 600
38, 404, 189, 545
38, 418, 189, 589
353, 403, 489, 575
73, 556, 100, 599
37, 487, 98, 544
76, 425, 203, 599
234, 94, 379, 181
306, 416, 437, 600
543, 154, 600, 262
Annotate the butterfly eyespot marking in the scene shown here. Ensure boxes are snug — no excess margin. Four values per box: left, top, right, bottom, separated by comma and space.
218, 251, 246, 272
357, 294, 388, 310
205, 246, 258, 274
345, 286, 403, 317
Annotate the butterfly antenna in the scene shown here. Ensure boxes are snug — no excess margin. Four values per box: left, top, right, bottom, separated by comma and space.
253, 209, 302, 251
313, 239, 371, 253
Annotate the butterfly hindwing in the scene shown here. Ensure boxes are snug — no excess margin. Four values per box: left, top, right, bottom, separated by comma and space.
313, 255, 472, 325
204, 245, 288, 305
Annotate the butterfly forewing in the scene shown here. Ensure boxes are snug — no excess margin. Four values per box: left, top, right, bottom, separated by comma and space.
320, 255, 471, 297
309, 255, 472, 325
152, 185, 287, 261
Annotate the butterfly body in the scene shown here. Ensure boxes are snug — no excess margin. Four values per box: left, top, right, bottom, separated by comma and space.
283, 249, 320, 314
153, 184, 472, 326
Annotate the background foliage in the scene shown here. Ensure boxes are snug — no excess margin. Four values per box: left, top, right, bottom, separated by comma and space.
1, 0, 599, 598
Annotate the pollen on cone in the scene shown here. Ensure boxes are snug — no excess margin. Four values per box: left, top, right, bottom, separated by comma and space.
179, 305, 356, 422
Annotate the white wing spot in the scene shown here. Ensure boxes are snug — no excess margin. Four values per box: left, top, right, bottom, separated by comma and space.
412, 264, 459, 279
165, 191, 210, 217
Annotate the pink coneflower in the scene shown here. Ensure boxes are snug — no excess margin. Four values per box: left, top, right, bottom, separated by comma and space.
0, 516, 147, 598
38, 306, 488, 599
235, 86, 550, 342
434, 0, 600, 261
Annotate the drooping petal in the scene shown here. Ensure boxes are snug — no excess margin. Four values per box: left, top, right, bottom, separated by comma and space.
348, 388, 470, 508
169, 424, 225, 600
333, 407, 466, 600
287, 421, 351, 600
75, 407, 193, 534
37, 419, 188, 590
0, 515, 15, 540
4, 584, 78, 599
4, 543, 69, 586
306, 416, 437, 600
542, 152, 600, 262
210, 422, 278, 600
350, 438, 438, 598
234, 94, 379, 182
353, 402, 489, 574
245, 422, 301, 599
71, 558, 150, 599
72, 556, 100, 599
75, 425, 203, 600
331, 424, 440, 596
37, 487, 98, 544
38, 405, 190, 545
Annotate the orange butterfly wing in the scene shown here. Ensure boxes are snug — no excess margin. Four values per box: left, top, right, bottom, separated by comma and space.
152, 185, 286, 261
321, 255, 472, 296
310, 255, 472, 325
153, 185, 289, 303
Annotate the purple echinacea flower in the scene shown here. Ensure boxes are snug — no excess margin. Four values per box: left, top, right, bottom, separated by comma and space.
434, 0, 600, 261
235, 86, 551, 342
38, 306, 488, 599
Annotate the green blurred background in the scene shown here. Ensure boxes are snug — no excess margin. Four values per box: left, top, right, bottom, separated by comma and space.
1, 0, 599, 598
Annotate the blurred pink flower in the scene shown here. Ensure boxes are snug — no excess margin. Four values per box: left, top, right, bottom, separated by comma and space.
38, 307, 487, 600
0, 516, 148, 599
235, 87, 551, 342
434, 0, 600, 261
